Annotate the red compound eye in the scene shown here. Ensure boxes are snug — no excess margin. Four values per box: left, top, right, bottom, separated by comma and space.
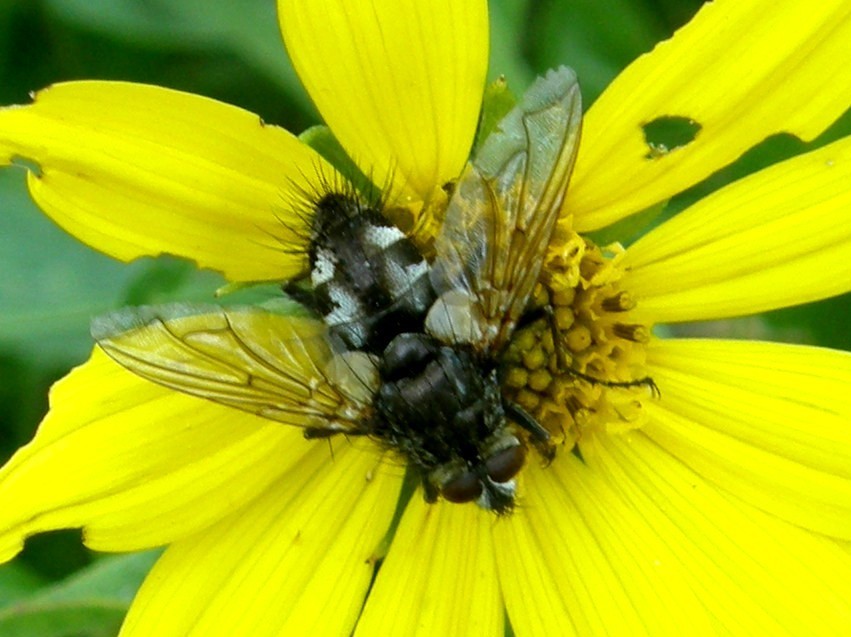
441, 471, 482, 503
485, 445, 525, 483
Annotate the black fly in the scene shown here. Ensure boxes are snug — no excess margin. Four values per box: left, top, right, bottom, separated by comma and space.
92, 67, 583, 514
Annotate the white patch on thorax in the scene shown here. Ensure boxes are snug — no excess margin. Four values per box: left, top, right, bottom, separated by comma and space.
383, 258, 428, 297
311, 247, 337, 286
323, 283, 361, 326
363, 224, 403, 249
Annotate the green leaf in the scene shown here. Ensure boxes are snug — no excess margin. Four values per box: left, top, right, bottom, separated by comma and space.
522, 0, 702, 104
488, 0, 534, 87
0, 170, 140, 366
45, 0, 312, 113
587, 200, 667, 248
764, 295, 851, 352
0, 562, 46, 609
473, 76, 517, 156
0, 551, 159, 637
299, 125, 382, 202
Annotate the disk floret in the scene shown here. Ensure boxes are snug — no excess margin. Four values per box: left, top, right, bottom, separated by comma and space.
502, 226, 654, 450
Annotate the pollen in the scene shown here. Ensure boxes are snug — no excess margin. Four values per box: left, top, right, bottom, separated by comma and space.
502, 227, 654, 450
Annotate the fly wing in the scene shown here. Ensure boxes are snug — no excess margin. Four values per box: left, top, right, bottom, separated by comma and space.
427, 66, 582, 352
91, 304, 377, 436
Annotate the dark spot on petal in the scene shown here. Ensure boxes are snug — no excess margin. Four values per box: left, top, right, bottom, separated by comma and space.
642, 116, 702, 159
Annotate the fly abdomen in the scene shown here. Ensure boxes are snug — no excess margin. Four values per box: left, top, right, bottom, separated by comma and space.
296, 192, 435, 353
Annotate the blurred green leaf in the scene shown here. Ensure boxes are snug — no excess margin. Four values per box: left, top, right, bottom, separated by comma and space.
488, 0, 534, 87
588, 200, 667, 248
0, 551, 158, 637
523, 0, 703, 103
0, 169, 140, 366
474, 76, 517, 155
45, 0, 313, 113
299, 125, 382, 202
46, 0, 243, 47
0, 562, 46, 608
765, 294, 851, 352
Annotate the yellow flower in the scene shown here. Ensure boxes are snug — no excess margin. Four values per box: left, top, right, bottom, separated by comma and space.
2, 0, 851, 635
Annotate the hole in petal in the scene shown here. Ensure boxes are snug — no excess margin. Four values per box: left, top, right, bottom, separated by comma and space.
11, 155, 43, 178
642, 116, 702, 159
21, 529, 91, 579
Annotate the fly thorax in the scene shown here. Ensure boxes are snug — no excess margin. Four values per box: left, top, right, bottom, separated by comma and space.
375, 334, 479, 439
374, 333, 521, 509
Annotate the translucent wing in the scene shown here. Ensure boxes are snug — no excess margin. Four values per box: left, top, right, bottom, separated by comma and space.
427, 67, 582, 352
91, 304, 378, 435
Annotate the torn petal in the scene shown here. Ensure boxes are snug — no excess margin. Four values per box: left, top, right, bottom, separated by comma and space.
568, 0, 851, 231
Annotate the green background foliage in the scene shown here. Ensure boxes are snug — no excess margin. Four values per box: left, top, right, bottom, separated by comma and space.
0, 1, 848, 633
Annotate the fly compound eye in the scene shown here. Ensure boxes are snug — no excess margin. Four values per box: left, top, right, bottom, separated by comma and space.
441, 471, 483, 503
484, 444, 525, 483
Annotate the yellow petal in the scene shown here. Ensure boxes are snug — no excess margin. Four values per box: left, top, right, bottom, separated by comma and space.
0, 348, 314, 561
0, 81, 336, 281
621, 137, 851, 323
645, 338, 851, 539
120, 445, 399, 637
279, 0, 488, 202
495, 460, 715, 637
568, 0, 851, 231
591, 432, 851, 636
355, 498, 503, 636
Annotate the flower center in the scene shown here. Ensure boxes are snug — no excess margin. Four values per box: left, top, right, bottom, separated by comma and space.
501, 225, 654, 451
